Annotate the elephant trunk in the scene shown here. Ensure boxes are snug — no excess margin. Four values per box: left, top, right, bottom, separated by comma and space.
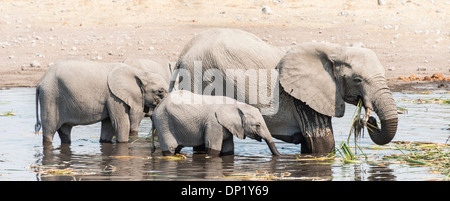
265, 139, 281, 156
365, 83, 398, 145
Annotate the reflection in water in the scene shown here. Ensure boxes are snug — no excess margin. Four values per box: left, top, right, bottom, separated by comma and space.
36, 141, 399, 181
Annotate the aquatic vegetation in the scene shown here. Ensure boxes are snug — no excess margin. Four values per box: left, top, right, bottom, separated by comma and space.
396, 106, 408, 114
0, 111, 16, 116
109, 155, 150, 159
31, 164, 96, 178
398, 98, 450, 104
336, 142, 357, 162
158, 154, 187, 161
383, 141, 450, 178
210, 171, 328, 181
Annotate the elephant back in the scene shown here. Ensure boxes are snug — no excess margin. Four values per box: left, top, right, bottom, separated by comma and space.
174, 28, 285, 109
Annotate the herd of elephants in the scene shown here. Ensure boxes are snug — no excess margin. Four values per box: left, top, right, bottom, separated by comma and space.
33, 28, 398, 157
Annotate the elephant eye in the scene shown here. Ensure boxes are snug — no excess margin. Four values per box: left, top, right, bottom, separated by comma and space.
353, 77, 363, 83
157, 88, 165, 94
255, 123, 261, 129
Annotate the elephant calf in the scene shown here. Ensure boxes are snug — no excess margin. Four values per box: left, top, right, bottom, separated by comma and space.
152, 90, 281, 157
35, 58, 169, 145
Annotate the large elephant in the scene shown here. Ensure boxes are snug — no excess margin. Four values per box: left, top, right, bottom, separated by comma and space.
152, 90, 281, 157
171, 28, 398, 154
35, 58, 168, 145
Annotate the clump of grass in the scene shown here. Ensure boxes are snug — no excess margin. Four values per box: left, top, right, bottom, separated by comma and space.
347, 99, 366, 144
158, 154, 187, 161
335, 99, 377, 163
384, 141, 450, 178
344, 99, 378, 154
396, 106, 408, 114
335, 142, 361, 164
0, 111, 16, 116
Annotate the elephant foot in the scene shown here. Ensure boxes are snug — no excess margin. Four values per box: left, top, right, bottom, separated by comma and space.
206, 148, 221, 158
162, 150, 173, 156
193, 144, 206, 154
220, 150, 234, 156
175, 145, 184, 154
43, 137, 54, 151
43, 136, 53, 145
100, 139, 113, 143
129, 131, 139, 136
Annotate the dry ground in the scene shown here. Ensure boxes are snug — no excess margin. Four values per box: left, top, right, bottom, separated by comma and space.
0, 0, 449, 90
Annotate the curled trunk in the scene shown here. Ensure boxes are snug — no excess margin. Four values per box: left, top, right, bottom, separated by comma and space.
366, 85, 398, 145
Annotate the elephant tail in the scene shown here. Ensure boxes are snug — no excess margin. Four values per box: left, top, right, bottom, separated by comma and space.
34, 86, 42, 133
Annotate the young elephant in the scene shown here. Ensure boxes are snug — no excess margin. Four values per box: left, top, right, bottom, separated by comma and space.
35, 58, 168, 145
152, 90, 281, 157
123, 57, 172, 117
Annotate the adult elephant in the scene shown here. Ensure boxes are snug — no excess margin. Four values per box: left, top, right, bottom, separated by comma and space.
171, 28, 398, 154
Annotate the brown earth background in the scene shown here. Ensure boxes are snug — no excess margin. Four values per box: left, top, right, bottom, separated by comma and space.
0, 0, 449, 91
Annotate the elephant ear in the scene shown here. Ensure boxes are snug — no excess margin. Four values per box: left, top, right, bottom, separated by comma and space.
277, 43, 345, 117
108, 64, 146, 110
215, 106, 245, 139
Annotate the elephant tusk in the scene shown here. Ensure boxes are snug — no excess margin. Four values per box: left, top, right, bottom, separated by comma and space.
365, 108, 371, 122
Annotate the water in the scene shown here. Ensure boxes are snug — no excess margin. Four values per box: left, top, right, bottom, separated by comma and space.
0, 88, 449, 181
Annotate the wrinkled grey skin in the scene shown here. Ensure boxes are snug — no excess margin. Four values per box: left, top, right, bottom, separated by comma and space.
123, 57, 172, 85
171, 28, 398, 154
123, 57, 172, 117
152, 90, 281, 157
35, 58, 168, 146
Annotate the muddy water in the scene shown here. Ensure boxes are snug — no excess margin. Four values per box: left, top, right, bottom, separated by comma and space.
0, 88, 449, 181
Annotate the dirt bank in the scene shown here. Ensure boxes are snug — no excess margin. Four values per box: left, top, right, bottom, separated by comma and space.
1, 0, 448, 90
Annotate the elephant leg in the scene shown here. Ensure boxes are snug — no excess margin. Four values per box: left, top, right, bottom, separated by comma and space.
220, 136, 234, 156
175, 145, 184, 154
294, 99, 335, 154
100, 118, 114, 143
41, 101, 58, 145
57, 124, 72, 144
107, 100, 131, 143
204, 123, 224, 158
108, 114, 131, 143
114, 117, 130, 143
129, 109, 144, 137
193, 144, 206, 154
301, 129, 335, 154
42, 123, 57, 145
158, 129, 178, 156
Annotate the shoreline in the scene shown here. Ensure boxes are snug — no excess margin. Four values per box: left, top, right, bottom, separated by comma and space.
2, 80, 449, 93
1, 0, 448, 92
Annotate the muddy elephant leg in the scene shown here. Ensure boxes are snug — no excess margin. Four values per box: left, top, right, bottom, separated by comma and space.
300, 128, 335, 154
42, 124, 57, 145
57, 124, 72, 144
295, 99, 335, 154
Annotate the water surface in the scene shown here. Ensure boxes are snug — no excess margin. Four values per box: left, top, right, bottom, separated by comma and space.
0, 88, 448, 180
